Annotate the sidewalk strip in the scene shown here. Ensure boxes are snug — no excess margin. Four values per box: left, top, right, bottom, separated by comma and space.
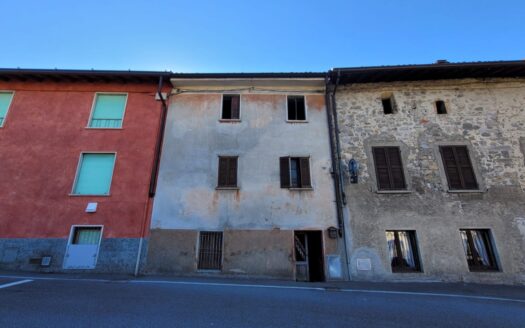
130, 280, 326, 291
0, 279, 33, 289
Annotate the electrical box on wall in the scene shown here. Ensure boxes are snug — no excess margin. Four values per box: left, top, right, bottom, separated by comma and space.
85, 202, 98, 213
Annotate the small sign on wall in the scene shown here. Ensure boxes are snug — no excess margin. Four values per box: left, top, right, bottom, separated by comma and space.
327, 255, 343, 279
357, 258, 372, 271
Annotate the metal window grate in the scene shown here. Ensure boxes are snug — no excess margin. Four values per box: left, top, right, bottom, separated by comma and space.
198, 232, 223, 270
90, 118, 122, 128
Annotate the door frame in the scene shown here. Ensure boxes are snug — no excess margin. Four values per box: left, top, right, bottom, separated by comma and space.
63, 225, 104, 269
293, 230, 326, 282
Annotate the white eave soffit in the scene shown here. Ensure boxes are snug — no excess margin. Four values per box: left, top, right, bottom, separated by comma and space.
170, 78, 326, 92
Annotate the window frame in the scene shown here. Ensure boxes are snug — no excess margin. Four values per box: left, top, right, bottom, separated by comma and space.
197, 231, 224, 271
286, 95, 308, 123
219, 94, 242, 122
68, 225, 104, 246
280, 156, 313, 190
435, 142, 484, 193
70, 151, 117, 196
0, 90, 15, 128
435, 100, 448, 115
366, 141, 412, 194
381, 94, 396, 115
216, 155, 239, 189
86, 92, 128, 129
372, 146, 407, 191
459, 229, 499, 272
385, 230, 422, 273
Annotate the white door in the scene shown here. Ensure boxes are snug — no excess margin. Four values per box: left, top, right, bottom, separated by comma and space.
63, 226, 102, 269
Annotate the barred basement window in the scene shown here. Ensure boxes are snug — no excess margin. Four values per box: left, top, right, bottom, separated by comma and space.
386, 230, 421, 273
372, 147, 406, 190
460, 229, 498, 272
217, 156, 238, 188
435, 100, 447, 114
198, 231, 223, 270
287, 95, 306, 121
280, 157, 311, 189
221, 94, 240, 120
439, 146, 478, 190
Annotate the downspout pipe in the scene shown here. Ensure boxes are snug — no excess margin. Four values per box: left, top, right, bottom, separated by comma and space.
134, 75, 169, 276
325, 70, 349, 278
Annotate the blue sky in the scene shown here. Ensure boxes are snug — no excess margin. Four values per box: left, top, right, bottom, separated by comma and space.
1, 1, 523, 72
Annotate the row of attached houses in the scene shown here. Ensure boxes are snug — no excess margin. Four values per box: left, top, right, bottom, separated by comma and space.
1, 61, 525, 284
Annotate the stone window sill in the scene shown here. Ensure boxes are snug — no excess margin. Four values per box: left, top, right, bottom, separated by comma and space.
218, 119, 241, 123
85, 127, 124, 130
69, 194, 111, 197
215, 187, 239, 190
289, 187, 313, 191
447, 189, 486, 194
286, 120, 309, 124
375, 190, 412, 194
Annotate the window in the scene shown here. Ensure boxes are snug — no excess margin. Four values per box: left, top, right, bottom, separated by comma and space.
221, 94, 240, 120
372, 147, 406, 190
386, 230, 421, 273
439, 146, 478, 190
72, 227, 102, 245
89, 94, 127, 128
381, 96, 396, 114
287, 95, 306, 121
280, 157, 311, 189
0, 92, 14, 127
460, 229, 498, 271
198, 231, 223, 270
72, 153, 116, 195
436, 100, 447, 114
217, 156, 238, 188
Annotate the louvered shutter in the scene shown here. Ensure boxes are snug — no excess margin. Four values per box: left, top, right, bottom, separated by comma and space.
387, 147, 406, 189
440, 146, 477, 190
455, 146, 478, 189
228, 157, 238, 187
218, 157, 229, 187
373, 147, 391, 190
230, 95, 240, 119
280, 157, 290, 188
299, 158, 311, 188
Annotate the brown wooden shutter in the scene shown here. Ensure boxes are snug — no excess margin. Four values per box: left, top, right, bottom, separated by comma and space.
386, 147, 406, 189
440, 146, 477, 190
299, 157, 311, 188
373, 147, 391, 190
218, 157, 229, 187
230, 95, 240, 119
280, 157, 290, 188
228, 157, 238, 187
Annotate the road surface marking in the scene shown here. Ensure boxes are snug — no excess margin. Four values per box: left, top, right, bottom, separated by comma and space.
0, 274, 524, 304
0, 279, 33, 289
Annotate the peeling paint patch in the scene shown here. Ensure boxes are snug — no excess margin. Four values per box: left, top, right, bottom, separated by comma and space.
513, 217, 525, 239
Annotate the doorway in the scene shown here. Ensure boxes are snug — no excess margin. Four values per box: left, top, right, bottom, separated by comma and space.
294, 230, 325, 282
63, 226, 103, 269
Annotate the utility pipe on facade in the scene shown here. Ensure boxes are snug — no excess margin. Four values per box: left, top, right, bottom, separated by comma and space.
134, 75, 169, 276
324, 71, 350, 279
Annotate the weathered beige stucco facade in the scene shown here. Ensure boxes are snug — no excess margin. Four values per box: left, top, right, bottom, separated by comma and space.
336, 77, 525, 284
146, 76, 345, 280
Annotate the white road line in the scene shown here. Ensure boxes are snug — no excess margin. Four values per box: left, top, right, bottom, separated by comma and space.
0, 275, 523, 304
0, 279, 33, 289
129, 280, 326, 291
338, 288, 525, 304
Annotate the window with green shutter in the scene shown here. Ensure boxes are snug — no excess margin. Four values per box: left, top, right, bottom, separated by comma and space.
73, 153, 116, 195
0, 92, 14, 127
89, 94, 127, 128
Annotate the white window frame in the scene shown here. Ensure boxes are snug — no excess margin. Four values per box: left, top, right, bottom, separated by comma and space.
0, 90, 15, 128
65, 225, 104, 269
86, 92, 128, 129
70, 151, 117, 196
219, 93, 242, 122
286, 95, 308, 123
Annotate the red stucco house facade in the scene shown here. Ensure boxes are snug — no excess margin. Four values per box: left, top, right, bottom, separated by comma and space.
0, 69, 170, 273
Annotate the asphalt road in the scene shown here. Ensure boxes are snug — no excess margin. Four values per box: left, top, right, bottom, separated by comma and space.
0, 275, 524, 328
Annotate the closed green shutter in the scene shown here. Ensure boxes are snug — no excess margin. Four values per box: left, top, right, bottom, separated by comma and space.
74, 153, 116, 195
0, 92, 14, 126
89, 94, 127, 128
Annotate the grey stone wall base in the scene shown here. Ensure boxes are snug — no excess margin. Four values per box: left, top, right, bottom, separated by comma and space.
0, 238, 145, 274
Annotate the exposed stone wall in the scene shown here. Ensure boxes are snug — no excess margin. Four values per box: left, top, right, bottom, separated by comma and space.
336, 78, 525, 284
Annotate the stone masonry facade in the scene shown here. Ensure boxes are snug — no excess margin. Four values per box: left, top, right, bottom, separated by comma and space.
336, 78, 525, 284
